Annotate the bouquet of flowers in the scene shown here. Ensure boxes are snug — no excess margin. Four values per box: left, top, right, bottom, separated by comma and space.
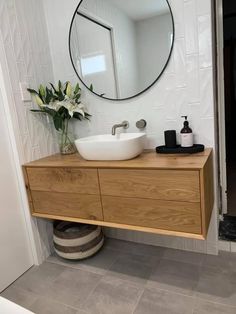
28, 81, 91, 154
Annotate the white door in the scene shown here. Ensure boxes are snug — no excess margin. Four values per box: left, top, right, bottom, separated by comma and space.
72, 13, 118, 99
0, 84, 33, 292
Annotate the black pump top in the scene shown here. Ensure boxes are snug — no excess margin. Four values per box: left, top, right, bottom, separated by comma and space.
181, 116, 192, 133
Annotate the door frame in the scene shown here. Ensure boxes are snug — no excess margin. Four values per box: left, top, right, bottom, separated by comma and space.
215, 0, 228, 216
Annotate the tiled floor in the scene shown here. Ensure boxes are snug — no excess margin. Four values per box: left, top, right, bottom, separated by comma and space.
1, 238, 236, 314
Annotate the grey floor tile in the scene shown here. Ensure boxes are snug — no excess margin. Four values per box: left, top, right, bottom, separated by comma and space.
107, 252, 160, 286
193, 299, 236, 314
104, 238, 165, 258
163, 248, 205, 266
13, 263, 67, 295
40, 267, 102, 308
1, 286, 38, 309
81, 276, 144, 314
195, 266, 236, 307
29, 296, 79, 314
202, 252, 233, 271
133, 287, 195, 314
47, 246, 119, 275
147, 259, 200, 296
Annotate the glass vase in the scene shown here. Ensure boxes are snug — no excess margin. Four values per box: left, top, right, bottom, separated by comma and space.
58, 120, 76, 155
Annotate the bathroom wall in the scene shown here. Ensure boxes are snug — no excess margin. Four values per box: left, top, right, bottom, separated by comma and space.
0, 0, 58, 261
43, 0, 217, 254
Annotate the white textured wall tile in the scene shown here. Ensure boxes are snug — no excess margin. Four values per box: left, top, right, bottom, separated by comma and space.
174, 38, 187, 87
184, 0, 198, 54
198, 14, 213, 68
230, 242, 236, 253
196, 0, 211, 16
199, 67, 214, 118
186, 54, 200, 103
218, 240, 231, 252
169, 0, 185, 39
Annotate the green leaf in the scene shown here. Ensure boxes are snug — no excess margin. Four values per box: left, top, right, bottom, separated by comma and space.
75, 95, 81, 103
45, 87, 53, 104
39, 85, 46, 99
44, 107, 56, 117
64, 81, 69, 94
73, 112, 82, 120
53, 115, 64, 131
30, 109, 45, 113
27, 88, 39, 95
49, 83, 57, 93
89, 84, 93, 91
58, 80, 62, 91
74, 83, 80, 94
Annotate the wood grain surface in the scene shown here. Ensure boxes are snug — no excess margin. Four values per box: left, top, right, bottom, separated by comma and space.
102, 196, 201, 234
23, 149, 212, 170
99, 169, 200, 202
200, 150, 214, 237
27, 167, 99, 195
31, 191, 103, 221
31, 212, 205, 240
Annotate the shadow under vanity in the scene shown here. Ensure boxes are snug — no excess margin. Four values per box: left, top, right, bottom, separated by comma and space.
23, 149, 214, 240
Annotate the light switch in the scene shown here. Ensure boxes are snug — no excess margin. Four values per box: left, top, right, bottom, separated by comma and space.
19, 82, 31, 102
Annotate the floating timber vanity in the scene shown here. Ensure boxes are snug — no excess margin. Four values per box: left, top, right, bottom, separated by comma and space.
23, 149, 214, 240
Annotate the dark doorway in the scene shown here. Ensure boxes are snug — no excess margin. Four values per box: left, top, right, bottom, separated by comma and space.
223, 0, 236, 216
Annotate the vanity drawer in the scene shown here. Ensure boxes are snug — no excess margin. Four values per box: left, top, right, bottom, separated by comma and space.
27, 167, 99, 194
99, 169, 200, 202
31, 191, 103, 221
102, 196, 201, 234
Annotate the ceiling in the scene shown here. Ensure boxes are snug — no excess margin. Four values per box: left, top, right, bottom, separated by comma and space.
109, 0, 170, 21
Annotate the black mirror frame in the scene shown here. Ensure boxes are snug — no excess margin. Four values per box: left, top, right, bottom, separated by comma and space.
68, 0, 175, 102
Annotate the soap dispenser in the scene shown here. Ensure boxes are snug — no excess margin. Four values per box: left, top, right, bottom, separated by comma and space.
180, 116, 193, 147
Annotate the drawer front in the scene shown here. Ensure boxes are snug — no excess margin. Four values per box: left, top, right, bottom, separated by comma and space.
27, 167, 99, 194
31, 191, 103, 221
102, 196, 201, 234
99, 169, 200, 202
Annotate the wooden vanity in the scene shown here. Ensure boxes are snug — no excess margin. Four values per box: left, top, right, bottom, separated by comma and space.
23, 149, 214, 240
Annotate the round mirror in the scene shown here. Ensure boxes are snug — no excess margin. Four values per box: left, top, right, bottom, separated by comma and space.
69, 0, 174, 101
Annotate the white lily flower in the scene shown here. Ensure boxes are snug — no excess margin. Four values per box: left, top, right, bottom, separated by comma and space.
34, 95, 44, 107
66, 82, 73, 98
42, 101, 62, 111
60, 100, 86, 117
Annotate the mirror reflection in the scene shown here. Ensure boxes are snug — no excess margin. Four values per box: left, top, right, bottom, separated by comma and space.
69, 0, 174, 100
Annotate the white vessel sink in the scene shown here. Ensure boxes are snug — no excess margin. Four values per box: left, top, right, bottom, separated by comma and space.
75, 133, 146, 161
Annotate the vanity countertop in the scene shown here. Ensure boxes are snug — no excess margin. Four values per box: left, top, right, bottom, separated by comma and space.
24, 148, 212, 170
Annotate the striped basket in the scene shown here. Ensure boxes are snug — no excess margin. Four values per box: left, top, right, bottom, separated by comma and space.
53, 221, 104, 260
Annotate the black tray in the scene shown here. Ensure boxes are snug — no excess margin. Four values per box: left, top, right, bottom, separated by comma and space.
156, 144, 205, 154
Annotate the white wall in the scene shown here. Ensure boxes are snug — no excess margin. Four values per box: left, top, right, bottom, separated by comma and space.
43, 0, 218, 254
0, 0, 58, 262
136, 13, 173, 91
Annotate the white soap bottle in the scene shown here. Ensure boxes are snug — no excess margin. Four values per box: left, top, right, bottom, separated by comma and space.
180, 116, 193, 147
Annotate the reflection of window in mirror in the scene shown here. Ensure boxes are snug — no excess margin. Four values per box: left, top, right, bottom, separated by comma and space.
80, 55, 106, 76
69, 0, 174, 100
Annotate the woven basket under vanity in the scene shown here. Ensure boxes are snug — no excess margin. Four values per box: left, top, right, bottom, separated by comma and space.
53, 221, 104, 260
